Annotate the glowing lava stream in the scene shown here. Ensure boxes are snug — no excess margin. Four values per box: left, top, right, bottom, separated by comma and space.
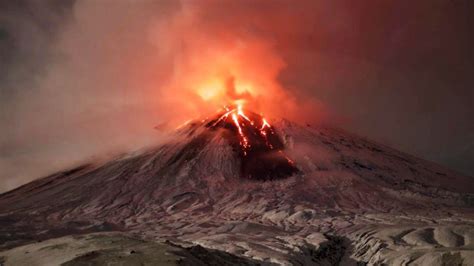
232, 112, 250, 154
213, 103, 275, 156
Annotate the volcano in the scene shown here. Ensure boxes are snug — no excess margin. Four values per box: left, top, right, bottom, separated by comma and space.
1, 110, 473, 265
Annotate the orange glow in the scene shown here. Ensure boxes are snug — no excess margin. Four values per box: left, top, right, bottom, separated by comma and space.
141, 0, 333, 132
153, 16, 299, 126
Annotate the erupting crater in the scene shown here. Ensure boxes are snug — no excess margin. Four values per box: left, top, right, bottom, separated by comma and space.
204, 104, 298, 180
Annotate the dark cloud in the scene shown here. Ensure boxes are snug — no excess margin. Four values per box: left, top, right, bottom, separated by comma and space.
276, 0, 474, 175
0, 0, 473, 192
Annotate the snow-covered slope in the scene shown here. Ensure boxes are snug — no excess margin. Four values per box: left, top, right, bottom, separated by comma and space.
1, 115, 473, 265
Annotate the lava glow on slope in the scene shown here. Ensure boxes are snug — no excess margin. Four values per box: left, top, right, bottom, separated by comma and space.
205, 102, 298, 180
211, 103, 272, 156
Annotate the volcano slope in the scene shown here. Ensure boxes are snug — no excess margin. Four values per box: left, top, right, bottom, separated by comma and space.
1, 112, 473, 265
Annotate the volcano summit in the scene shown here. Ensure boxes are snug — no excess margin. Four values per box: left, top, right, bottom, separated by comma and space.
0, 110, 473, 265
205, 105, 298, 180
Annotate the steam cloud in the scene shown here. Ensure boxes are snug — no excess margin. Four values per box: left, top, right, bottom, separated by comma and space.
1, 0, 473, 192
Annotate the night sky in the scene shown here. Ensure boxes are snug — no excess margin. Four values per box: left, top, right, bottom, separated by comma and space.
1, 0, 473, 192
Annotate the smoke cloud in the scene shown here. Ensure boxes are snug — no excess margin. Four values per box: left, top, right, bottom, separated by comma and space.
1, 0, 473, 192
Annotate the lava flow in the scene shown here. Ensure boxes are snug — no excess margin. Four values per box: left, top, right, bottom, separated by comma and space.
206, 103, 298, 180
211, 104, 274, 156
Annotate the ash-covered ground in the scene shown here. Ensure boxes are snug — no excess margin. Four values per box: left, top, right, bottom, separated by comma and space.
1, 113, 473, 265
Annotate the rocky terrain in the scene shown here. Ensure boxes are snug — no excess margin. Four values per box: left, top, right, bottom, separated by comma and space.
0, 113, 473, 265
